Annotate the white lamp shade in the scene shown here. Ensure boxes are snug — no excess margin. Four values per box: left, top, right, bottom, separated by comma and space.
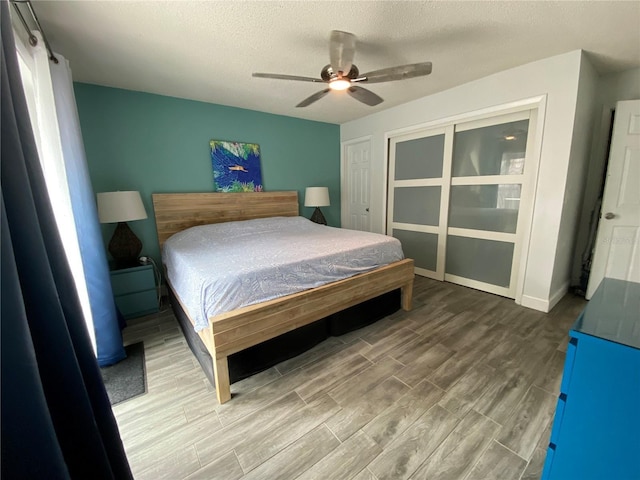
97, 191, 148, 223
304, 187, 330, 207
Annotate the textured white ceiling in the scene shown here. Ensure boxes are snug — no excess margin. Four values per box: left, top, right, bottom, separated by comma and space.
28, 1, 640, 124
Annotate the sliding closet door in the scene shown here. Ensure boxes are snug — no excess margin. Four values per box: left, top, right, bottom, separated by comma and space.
387, 108, 537, 298
445, 111, 534, 297
388, 126, 453, 279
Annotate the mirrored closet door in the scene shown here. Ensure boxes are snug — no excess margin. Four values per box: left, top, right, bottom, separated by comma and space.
387, 110, 537, 298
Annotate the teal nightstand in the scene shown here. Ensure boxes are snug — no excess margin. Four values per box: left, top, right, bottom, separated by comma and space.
110, 264, 158, 319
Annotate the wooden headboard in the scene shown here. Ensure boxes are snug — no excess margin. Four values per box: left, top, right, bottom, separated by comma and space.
152, 191, 299, 249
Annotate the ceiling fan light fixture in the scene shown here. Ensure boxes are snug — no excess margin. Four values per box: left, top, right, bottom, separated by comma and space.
252, 31, 432, 107
329, 78, 351, 91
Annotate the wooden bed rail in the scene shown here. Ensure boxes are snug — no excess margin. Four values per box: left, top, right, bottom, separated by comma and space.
208, 258, 414, 403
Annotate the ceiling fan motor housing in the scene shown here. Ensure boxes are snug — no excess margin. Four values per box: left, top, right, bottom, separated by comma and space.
321, 64, 360, 81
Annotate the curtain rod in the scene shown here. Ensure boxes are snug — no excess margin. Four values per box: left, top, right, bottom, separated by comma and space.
11, 0, 58, 64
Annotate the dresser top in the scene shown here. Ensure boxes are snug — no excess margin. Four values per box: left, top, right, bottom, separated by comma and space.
573, 278, 640, 349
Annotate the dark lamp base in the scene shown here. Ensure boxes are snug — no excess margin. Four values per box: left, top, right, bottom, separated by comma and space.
108, 222, 142, 268
309, 207, 327, 225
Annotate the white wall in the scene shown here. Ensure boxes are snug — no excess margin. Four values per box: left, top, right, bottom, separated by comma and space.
571, 67, 640, 288
600, 68, 640, 105
341, 50, 585, 311
550, 53, 599, 303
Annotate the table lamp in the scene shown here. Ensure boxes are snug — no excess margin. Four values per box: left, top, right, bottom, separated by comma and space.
97, 191, 148, 268
304, 187, 330, 225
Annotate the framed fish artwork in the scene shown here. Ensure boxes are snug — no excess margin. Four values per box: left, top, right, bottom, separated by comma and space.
210, 140, 264, 192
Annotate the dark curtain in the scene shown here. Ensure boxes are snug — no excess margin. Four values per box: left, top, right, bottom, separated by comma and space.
1, 2, 133, 478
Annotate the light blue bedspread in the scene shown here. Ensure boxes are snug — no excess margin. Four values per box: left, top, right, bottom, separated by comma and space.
162, 216, 404, 331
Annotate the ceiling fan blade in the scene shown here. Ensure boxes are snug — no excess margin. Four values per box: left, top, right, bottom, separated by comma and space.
253, 73, 324, 83
347, 86, 383, 106
296, 88, 331, 107
359, 62, 432, 84
329, 30, 356, 75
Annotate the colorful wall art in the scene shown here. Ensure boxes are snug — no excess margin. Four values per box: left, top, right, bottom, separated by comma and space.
210, 140, 263, 192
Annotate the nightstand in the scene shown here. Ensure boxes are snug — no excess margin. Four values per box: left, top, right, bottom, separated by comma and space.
110, 264, 158, 319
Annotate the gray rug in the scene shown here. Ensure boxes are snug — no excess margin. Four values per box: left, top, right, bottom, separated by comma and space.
100, 342, 147, 405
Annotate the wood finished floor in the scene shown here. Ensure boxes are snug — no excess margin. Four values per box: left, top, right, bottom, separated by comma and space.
115, 276, 586, 480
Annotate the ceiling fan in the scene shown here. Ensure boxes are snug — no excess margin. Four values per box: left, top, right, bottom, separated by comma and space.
252, 30, 432, 108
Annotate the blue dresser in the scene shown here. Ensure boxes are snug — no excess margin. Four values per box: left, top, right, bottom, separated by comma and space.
542, 278, 640, 479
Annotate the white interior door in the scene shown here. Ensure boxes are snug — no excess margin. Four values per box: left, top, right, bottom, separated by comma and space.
342, 138, 372, 231
586, 100, 640, 299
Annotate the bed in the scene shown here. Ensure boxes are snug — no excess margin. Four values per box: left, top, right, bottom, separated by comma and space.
152, 191, 414, 404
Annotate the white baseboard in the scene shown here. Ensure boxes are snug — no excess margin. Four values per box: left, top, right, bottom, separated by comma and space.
520, 281, 570, 313
549, 281, 570, 311
520, 295, 550, 312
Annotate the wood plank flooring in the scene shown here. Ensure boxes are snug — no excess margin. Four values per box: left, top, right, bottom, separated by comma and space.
114, 276, 585, 480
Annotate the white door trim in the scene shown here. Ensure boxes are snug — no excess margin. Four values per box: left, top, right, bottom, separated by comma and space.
514, 98, 547, 305
384, 95, 547, 140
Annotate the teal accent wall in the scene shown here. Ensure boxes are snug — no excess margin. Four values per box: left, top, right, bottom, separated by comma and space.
74, 83, 340, 264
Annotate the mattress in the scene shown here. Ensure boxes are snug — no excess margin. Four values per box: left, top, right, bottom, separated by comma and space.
162, 216, 404, 331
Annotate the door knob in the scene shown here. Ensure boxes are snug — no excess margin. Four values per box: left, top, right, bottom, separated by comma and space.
366, 208, 370, 212
604, 212, 615, 220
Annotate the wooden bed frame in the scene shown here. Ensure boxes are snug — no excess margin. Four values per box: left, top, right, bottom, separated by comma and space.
152, 191, 415, 404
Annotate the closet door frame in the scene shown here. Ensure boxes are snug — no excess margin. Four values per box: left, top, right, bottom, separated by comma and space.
384, 95, 547, 304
